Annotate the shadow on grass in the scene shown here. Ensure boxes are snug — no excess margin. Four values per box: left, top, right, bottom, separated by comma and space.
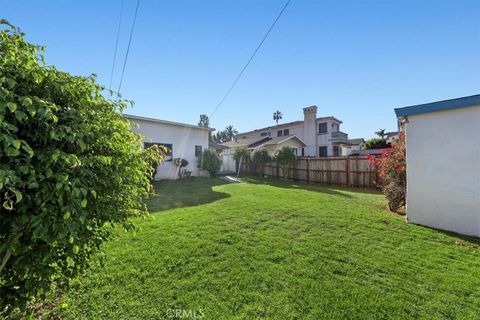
146, 177, 230, 213
414, 223, 480, 245
240, 174, 382, 198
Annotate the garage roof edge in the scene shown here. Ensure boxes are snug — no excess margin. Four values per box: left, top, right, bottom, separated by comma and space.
394, 94, 480, 118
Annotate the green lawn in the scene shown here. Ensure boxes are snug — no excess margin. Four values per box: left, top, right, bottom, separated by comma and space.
53, 177, 480, 319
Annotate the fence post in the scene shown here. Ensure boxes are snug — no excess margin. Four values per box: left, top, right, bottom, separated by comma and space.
346, 157, 350, 187
306, 158, 310, 184
293, 159, 298, 181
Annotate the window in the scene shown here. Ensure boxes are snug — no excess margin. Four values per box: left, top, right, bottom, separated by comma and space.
333, 146, 340, 157
145, 142, 173, 161
260, 132, 268, 137
292, 148, 298, 156
318, 122, 328, 134
195, 145, 202, 157
319, 146, 328, 157
277, 130, 283, 137
301, 148, 305, 156
283, 129, 289, 136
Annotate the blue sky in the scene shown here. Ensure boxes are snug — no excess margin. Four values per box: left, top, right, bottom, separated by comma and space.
2, 0, 479, 138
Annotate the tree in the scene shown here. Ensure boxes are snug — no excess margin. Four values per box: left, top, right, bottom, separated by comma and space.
273, 110, 282, 125
211, 125, 238, 143
0, 20, 161, 314
368, 132, 406, 211
364, 138, 390, 149
198, 150, 222, 177
198, 114, 209, 128
252, 149, 270, 174
375, 128, 386, 139
233, 147, 249, 173
233, 147, 249, 162
273, 146, 296, 182
224, 125, 238, 141
144, 145, 168, 182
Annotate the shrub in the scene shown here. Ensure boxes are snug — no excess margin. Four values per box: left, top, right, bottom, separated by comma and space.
198, 150, 222, 177
273, 146, 296, 182
233, 147, 249, 173
145, 145, 168, 181
0, 20, 160, 314
233, 147, 249, 162
252, 149, 270, 164
369, 132, 406, 211
252, 149, 270, 174
364, 138, 390, 150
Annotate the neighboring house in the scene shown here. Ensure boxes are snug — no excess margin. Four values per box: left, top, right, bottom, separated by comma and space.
395, 94, 480, 237
224, 135, 307, 156
385, 131, 400, 144
125, 114, 213, 180
340, 138, 365, 156
233, 106, 363, 157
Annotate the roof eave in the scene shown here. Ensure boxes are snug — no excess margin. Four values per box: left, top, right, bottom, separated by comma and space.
124, 114, 215, 131
395, 94, 480, 118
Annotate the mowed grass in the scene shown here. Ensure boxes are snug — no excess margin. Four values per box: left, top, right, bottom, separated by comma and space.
54, 177, 480, 319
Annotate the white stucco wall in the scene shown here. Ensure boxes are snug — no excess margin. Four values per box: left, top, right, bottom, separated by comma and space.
405, 105, 480, 237
128, 117, 210, 180
263, 139, 305, 156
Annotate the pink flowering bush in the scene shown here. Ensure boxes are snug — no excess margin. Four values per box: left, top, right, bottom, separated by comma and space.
369, 132, 406, 211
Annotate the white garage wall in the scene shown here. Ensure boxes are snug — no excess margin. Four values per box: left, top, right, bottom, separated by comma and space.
405, 105, 480, 237
128, 117, 210, 180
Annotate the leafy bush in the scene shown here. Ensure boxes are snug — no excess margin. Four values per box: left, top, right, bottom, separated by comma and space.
198, 150, 222, 177
0, 20, 159, 314
369, 132, 406, 211
252, 149, 270, 165
364, 138, 390, 150
145, 145, 167, 182
252, 149, 270, 174
273, 146, 296, 182
233, 147, 249, 162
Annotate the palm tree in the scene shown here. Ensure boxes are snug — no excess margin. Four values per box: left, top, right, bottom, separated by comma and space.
375, 128, 386, 139
224, 125, 238, 141
273, 110, 282, 125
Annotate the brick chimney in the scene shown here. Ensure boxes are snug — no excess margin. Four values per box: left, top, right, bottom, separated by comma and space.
303, 106, 317, 156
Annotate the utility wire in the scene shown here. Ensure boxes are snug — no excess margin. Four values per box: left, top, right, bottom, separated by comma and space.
108, 0, 125, 91
117, 0, 141, 95
209, 0, 292, 118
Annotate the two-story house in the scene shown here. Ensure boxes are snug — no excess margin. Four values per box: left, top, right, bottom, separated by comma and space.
232, 106, 363, 157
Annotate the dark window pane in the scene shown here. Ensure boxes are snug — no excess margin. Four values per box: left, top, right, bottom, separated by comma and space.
195, 145, 202, 157
277, 130, 283, 137
283, 129, 289, 136
319, 122, 328, 133
319, 146, 328, 157
260, 132, 267, 136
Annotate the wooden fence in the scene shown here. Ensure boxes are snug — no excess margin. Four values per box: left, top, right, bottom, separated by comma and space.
240, 156, 380, 188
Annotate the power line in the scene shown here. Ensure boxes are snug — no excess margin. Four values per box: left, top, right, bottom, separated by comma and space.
108, 0, 125, 91
117, 0, 141, 95
209, 0, 292, 118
